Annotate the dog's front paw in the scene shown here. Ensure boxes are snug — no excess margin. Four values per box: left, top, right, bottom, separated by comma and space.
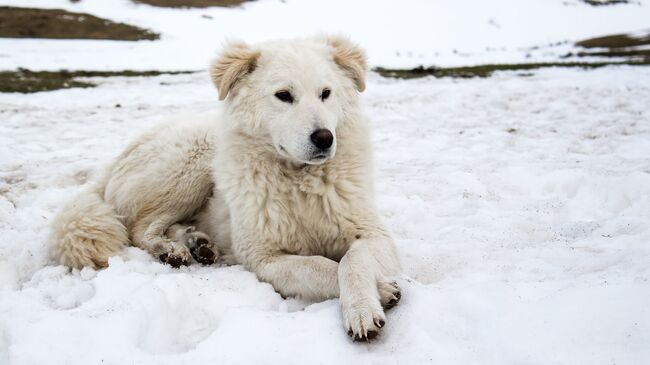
159, 243, 192, 268
341, 296, 386, 342
378, 280, 401, 310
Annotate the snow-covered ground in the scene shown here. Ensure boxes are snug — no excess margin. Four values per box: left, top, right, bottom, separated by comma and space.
1, 66, 649, 364
1, 0, 650, 71
2, 0, 650, 364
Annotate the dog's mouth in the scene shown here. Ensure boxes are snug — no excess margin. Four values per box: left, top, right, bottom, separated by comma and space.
309, 153, 329, 163
308, 157, 327, 165
304, 150, 334, 165
278, 145, 332, 165
278, 145, 293, 160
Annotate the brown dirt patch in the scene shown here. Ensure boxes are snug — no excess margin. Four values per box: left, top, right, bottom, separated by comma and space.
133, 0, 251, 8
378, 29, 650, 80
0, 69, 194, 93
374, 61, 650, 80
0, 6, 159, 41
572, 30, 650, 61
576, 31, 650, 49
581, 0, 629, 5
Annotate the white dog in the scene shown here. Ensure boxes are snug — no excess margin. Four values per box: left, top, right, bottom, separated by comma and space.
50, 36, 401, 341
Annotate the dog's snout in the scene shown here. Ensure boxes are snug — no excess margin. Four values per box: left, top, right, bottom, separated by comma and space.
310, 129, 333, 150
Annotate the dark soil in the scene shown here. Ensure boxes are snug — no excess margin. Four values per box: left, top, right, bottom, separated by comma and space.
0, 6, 159, 40
572, 30, 650, 61
378, 29, 650, 80
0, 69, 194, 93
575, 48, 650, 59
582, 0, 629, 5
576, 31, 650, 49
133, 0, 251, 8
374, 61, 649, 80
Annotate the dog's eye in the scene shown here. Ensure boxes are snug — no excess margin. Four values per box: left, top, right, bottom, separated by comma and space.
274, 91, 294, 103
320, 89, 331, 101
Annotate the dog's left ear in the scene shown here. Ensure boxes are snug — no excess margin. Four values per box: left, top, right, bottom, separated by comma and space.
210, 41, 260, 101
326, 36, 368, 92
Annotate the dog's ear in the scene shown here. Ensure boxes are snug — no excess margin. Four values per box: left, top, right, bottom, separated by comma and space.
326, 36, 368, 92
210, 41, 260, 101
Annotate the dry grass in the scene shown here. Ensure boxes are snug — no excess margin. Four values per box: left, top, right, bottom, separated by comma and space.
374, 61, 649, 80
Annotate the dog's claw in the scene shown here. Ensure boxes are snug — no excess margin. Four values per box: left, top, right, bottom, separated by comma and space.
379, 280, 402, 310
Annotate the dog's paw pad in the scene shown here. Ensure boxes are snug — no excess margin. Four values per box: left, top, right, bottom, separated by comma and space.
365, 329, 379, 340
158, 242, 192, 268
191, 244, 218, 265
159, 252, 191, 268
349, 328, 380, 342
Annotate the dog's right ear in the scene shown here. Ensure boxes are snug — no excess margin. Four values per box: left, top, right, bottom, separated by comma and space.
326, 36, 368, 92
210, 41, 260, 101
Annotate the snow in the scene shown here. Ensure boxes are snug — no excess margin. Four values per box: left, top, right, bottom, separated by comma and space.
2, 0, 650, 364
1, 0, 650, 71
1, 66, 649, 364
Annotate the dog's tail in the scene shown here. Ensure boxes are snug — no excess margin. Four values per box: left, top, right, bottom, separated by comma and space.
49, 186, 128, 269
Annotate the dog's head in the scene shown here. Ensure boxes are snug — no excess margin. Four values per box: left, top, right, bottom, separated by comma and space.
210, 36, 367, 165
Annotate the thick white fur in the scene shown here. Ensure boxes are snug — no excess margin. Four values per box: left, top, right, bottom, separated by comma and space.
50, 36, 401, 340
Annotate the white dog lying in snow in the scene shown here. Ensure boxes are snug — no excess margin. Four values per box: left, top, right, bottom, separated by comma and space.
50, 36, 402, 341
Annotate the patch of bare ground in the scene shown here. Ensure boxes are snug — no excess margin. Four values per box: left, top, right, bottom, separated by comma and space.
0, 6, 159, 41
582, 0, 629, 6
133, 0, 251, 8
378, 30, 650, 80
0, 69, 194, 93
374, 60, 648, 80
572, 30, 650, 61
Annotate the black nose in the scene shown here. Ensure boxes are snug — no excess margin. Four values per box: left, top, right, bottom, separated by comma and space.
310, 129, 333, 150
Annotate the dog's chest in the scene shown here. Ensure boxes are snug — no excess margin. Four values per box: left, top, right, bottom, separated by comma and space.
258, 164, 361, 260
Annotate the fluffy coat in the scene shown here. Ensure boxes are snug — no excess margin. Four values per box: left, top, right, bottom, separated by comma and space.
50, 36, 401, 340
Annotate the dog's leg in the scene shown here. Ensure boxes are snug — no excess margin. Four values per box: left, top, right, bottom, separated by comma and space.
338, 236, 401, 341
166, 223, 219, 265
132, 216, 193, 268
252, 254, 340, 300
